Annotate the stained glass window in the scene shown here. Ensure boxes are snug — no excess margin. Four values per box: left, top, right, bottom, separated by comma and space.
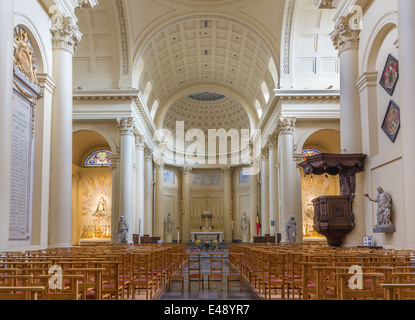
84, 150, 112, 167
301, 149, 322, 162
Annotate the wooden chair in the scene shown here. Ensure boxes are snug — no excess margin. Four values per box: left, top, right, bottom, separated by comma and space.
131, 253, 155, 300
187, 254, 204, 290
208, 253, 224, 290
169, 253, 185, 291
33, 274, 83, 300
262, 252, 286, 300
227, 253, 242, 292
338, 272, 384, 300
67, 267, 105, 300
382, 283, 415, 300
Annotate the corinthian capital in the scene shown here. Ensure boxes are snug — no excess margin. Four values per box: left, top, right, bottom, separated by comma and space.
50, 15, 82, 54
118, 117, 135, 136
277, 117, 296, 135
330, 10, 361, 54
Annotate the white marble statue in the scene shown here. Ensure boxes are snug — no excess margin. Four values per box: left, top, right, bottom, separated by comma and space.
116, 216, 129, 244
241, 212, 250, 242
365, 187, 395, 231
285, 215, 297, 243
164, 213, 173, 242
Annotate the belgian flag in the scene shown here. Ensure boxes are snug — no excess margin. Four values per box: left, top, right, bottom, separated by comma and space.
256, 207, 261, 235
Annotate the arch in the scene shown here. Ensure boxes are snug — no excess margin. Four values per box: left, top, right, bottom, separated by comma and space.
151, 99, 159, 119
268, 57, 279, 89
73, 125, 118, 157
362, 11, 398, 74
133, 56, 144, 89
143, 81, 152, 103
296, 125, 340, 154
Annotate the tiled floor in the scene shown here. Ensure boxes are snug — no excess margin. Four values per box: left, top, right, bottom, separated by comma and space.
159, 254, 258, 300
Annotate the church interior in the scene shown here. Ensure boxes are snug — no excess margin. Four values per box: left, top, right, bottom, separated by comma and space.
1, 0, 415, 302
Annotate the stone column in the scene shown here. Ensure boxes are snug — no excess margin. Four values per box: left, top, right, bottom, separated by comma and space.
48, 15, 82, 248
278, 117, 297, 240
110, 155, 120, 244
222, 167, 233, 243
0, 0, 14, 250
267, 134, 279, 236
154, 161, 165, 240
331, 10, 362, 153
331, 8, 365, 246
118, 118, 135, 243
144, 148, 153, 236
399, 0, 415, 249
71, 172, 80, 245
249, 170, 259, 242
134, 135, 145, 237
181, 166, 192, 243
260, 148, 270, 236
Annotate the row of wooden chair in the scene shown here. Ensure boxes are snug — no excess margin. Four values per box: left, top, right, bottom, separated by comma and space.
229, 243, 415, 300
0, 243, 187, 300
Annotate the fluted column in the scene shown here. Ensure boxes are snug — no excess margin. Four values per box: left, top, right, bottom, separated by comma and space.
399, 0, 415, 249
134, 135, 145, 237
222, 167, 233, 243
0, 0, 14, 250
260, 148, 270, 236
331, 10, 362, 153
48, 14, 82, 248
154, 160, 165, 240
278, 117, 297, 240
144, 148, 153, 236
267, 134, 279, 236
181, 166, 192, 243
118, 118, 135, 243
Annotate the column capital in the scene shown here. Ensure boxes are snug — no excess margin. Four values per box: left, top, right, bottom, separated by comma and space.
266, 134, 278, 149
261, 148, 269, 160
154, 158, 165, 169
109, 155, 120, 170
180, 166, 192, 176
314, 0, 334, 9
277, 117, 296, 135
222, 167, 233, 177
50, 14, 82, 54
118, 117, 135, 136
144, 147, 153, 161
135, 134, 145, 149
330, 10, 361, 54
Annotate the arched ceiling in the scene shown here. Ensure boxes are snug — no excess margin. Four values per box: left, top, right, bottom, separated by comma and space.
135, 14, 280, 116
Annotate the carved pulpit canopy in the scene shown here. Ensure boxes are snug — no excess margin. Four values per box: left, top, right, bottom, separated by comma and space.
299, 153, 366, 196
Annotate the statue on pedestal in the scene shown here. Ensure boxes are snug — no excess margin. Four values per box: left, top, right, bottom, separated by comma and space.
116, 216, 129, 244
285, 215, 297, 243
364, 187, 395, 233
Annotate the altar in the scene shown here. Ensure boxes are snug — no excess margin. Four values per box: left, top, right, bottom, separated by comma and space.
190, 232, 224, 243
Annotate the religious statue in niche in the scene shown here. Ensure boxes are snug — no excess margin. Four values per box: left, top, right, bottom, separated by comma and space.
285, 215, 297, 243
165, 213, 173, 243
241, 212, 250, 243
116, 216, 129, 244
364, 187, 396, 233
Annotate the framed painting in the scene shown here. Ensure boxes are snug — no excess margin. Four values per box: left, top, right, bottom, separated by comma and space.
380, 54, 399, 96
381, 100, 400, 143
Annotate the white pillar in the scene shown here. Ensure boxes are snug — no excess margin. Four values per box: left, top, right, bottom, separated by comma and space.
144, 148, 153, 236
223, 167, 233, 243
181, 167, 192, 243
331, 11, 362, 154
0, 0, 14, 250
118, 118, 135, 243
399, 0, 415, 249
261, 149, 270, 236
278, 117, 297, 241
110, 155, 120, 244
48, 16, 82, 248
135, 135, 145, 237
249, 172, 259, 242
267, 134, 279, 236
154, 161, 165, 240
71, 172, 80, 245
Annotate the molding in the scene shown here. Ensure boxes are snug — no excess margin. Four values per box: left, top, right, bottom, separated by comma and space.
356, 71, 379, 92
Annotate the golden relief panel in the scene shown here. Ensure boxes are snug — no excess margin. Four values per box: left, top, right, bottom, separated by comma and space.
13, 26, 39, 85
